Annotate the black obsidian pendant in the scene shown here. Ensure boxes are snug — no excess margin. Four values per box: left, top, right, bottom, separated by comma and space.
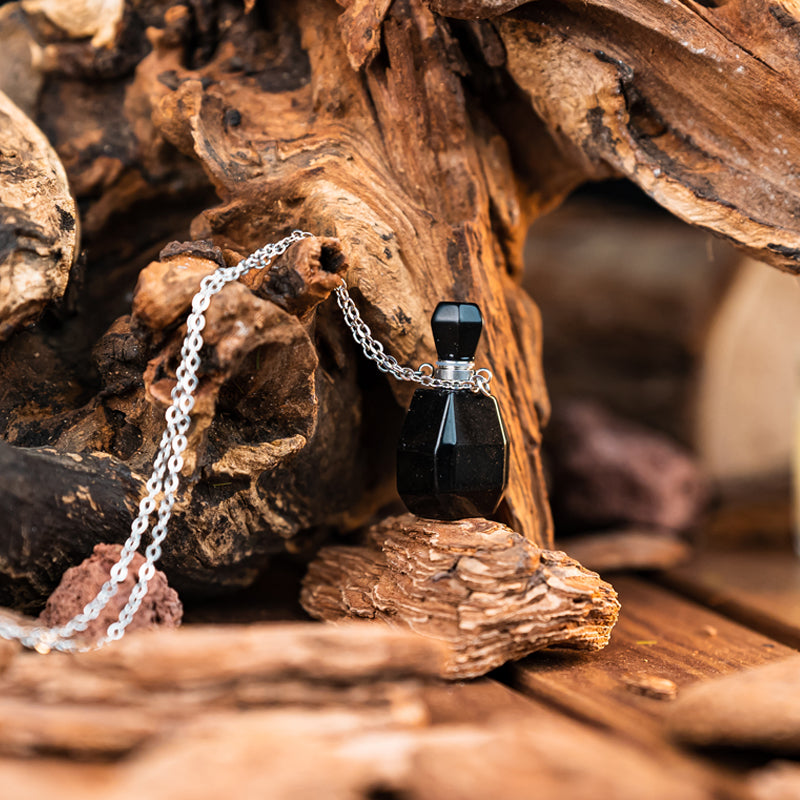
396, 302, 509, 521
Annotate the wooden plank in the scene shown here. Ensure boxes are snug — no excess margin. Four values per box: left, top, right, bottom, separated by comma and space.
662, 546, 800, 649
509, 576, 795, 744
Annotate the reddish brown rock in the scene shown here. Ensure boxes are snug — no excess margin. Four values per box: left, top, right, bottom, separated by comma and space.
547, 401, 708, 533
38, 544, 182, 642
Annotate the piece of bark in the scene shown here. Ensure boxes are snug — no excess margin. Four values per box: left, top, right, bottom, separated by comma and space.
72, 621, 446, 687
564, 529, 692, 574
547, 400, 708, 533
38, 543, 183, 644
0, 90, 78, 341
667, 655, 800, 754
301, 513, 620, 679
0, 622, 442, 757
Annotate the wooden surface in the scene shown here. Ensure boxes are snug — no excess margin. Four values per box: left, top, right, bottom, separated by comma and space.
663, 546, 800, 650
1, 548, 799, 798
510, 577, 794, 742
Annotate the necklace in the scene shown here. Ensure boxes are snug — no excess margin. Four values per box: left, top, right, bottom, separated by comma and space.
0, 231, 505, 653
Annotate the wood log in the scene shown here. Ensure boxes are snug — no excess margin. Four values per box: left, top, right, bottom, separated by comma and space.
0, 445, 143, 612
301, 513, 620, 678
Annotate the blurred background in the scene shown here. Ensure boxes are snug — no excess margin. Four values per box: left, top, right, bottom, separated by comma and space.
525, 180, 800, 549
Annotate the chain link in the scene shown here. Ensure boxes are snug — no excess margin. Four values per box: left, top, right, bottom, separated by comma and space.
0, 229, 493, 653
334, 283, 493, 396
0, 230, 313, 653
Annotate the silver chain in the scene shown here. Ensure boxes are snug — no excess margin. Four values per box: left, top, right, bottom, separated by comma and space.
334, 284, 492, 396
0, 230, 492, 653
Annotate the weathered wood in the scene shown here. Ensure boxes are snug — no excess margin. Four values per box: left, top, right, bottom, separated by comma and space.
0, 90, 77, 341
301, 513, 620, 678
436, 0, 800, 272
510, 577, 795, 743
0, 445, 143, 612
0, 0, 559, 607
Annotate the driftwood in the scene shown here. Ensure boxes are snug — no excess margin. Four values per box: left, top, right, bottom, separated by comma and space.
1, 0, 800, 603
301, 513, 620, 678
0, 0, 553, 605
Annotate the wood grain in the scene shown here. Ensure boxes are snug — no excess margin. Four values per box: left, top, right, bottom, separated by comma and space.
510, 576, 795, 743
663, 547, 800, 649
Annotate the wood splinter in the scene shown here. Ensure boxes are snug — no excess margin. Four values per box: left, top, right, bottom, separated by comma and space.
301, 514, 620, 680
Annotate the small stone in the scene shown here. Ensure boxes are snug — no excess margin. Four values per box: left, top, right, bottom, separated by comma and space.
667, 655, 800, 753
622, 673, 678, 701
38, 543, 182, 643
749, 761, 800, 800
701, 625, 718, 637
547, 400, 708, 532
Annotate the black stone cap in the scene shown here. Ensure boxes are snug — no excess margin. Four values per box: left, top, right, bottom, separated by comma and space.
431, 302, 482, 362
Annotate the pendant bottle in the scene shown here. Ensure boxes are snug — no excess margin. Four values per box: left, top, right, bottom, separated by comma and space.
396, 302, 509, 521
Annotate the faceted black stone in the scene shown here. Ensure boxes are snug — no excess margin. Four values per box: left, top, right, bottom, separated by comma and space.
431, 302, 482, 362
397, 388, 509, 520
